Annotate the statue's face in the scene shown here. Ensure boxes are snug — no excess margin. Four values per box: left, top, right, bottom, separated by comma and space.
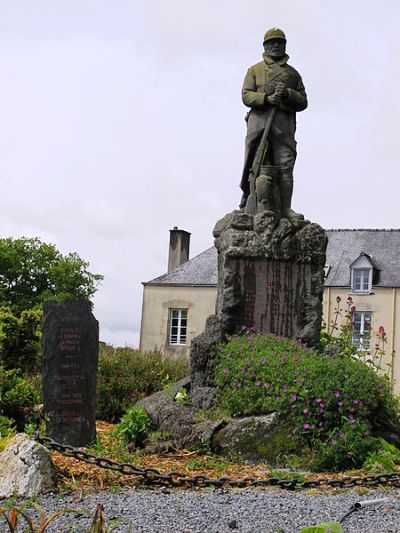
264, 38, 286, 59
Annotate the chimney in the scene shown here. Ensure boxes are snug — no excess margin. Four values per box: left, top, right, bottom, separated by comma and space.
168, 227, 191, 273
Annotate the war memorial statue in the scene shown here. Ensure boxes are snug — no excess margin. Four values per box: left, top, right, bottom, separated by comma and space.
190, 29, 327, 401
239, 28, 307, 218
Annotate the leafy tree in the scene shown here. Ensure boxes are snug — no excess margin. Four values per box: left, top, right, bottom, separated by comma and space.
0, 237, 103, 313
0, 237, 103, 371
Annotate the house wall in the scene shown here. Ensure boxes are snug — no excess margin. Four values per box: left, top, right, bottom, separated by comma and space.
139, 285, 218, 357
323, 287, 400, 394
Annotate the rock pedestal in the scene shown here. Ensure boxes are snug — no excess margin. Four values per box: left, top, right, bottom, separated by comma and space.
190, 210, 327, 395
42, 299, 99, 447
213, 210, 327, 345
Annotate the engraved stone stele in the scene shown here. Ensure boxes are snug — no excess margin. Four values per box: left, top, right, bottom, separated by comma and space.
42, 299, 99, 446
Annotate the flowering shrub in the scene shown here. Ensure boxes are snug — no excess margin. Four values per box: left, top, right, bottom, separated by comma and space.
96, 345, 189, 421
321, 295, 392, 374
213, 331, 400, 470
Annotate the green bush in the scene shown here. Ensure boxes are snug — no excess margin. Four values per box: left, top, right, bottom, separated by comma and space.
0, 367, 39, 430
0, 306, 42, 373
213, 330, 400, 470
0, 415, 14, 437
96, 345, 189, 421
116, 405, 155, 446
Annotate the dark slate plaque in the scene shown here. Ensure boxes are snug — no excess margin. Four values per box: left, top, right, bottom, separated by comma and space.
42, 299, 99, 446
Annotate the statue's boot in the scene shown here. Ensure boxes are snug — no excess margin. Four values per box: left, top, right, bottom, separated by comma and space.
280, 175, 303, 220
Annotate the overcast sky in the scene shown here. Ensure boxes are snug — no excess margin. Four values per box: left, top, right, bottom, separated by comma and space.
1, 1, 399, 346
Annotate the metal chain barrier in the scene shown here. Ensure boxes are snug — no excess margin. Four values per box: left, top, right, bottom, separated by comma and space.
35, 433, 400, 491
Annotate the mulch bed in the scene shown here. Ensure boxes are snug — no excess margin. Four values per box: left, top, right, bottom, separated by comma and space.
51, 421, 385, 494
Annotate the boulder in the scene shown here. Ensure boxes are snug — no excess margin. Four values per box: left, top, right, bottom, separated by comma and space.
211, 414, 302, 465
191, 386, 218, 410
323, 343, 341, 358
138, 390, 224, 449
0, 433, 57, 498
190, 314, 226, 391
167, 376, 191, 397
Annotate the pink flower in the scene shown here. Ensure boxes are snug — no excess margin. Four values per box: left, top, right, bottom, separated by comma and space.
303, 408, 309, 415
291, 394, 297, 402
331, 439, 337, 445
303, 423, 310, 430
334, 391, 341, 398
338, 401, 343, 407
339, 432, 345, 439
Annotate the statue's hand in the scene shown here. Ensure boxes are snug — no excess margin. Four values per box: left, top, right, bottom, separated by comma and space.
265, 82, 288, 107
274, 82, 289, 100
266, 94, 282, 106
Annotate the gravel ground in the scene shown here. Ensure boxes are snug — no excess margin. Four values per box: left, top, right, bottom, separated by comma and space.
3, 487, 400, 532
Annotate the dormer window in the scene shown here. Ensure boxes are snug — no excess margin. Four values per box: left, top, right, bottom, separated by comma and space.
352, 269, 372, 292
350, 254, 374, 293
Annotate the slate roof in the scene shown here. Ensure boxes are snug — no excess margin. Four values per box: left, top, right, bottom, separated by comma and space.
146, 246, 218, 286
325, 229, 400, 287
146, 229, 400, 288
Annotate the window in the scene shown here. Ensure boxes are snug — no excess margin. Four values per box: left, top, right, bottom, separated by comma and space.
352, 311, 372, 350
352, 269, 372, 292
350, 254, 374, 293
169, 308, 187, 345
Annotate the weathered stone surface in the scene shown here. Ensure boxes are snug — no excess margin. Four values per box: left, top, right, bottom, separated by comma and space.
138, 391, 194, 444
213, 211, 327, 348
42, 299, 99, 447
138, 389, 224, 449
167, 376, 191, 397
0, 434, 57, 498
190, 314, 226, 391
323, 343, 342, 358
191, 386, 218, 410
211, 414, 301, 464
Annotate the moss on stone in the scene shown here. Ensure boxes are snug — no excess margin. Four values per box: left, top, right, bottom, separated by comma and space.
212, 415, 306, 466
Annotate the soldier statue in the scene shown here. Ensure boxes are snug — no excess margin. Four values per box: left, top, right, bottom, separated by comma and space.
239, 28, 307, 218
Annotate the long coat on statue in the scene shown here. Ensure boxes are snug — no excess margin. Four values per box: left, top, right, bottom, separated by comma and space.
240, 53, 307, 208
